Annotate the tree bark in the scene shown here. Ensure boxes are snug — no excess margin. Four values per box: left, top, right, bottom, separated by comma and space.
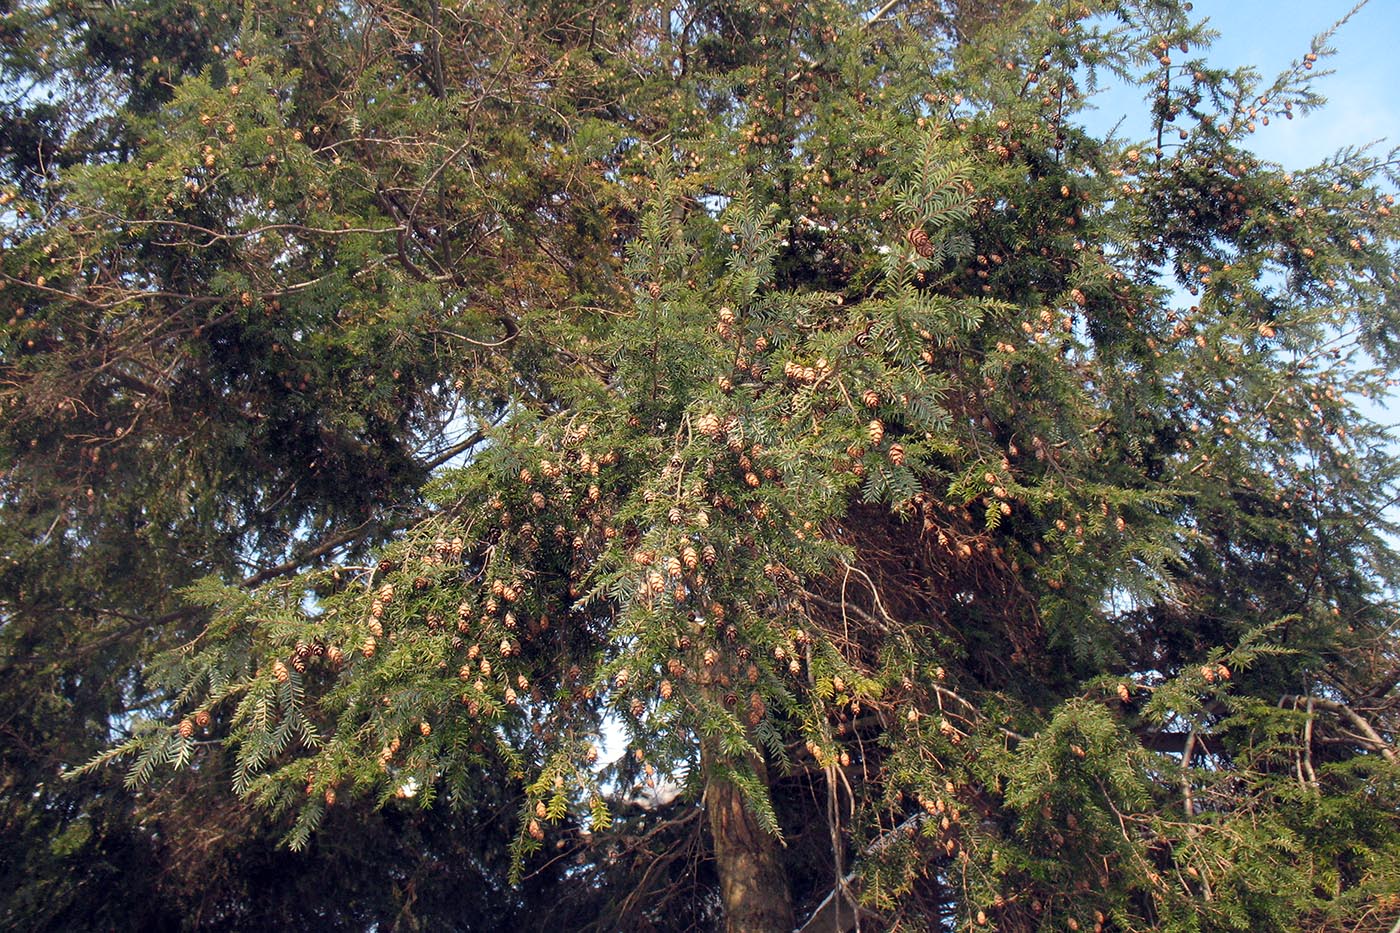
704, 751, 795, 933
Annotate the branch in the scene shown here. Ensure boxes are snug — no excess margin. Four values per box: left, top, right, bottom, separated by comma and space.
56, 433, 474, 655
240, 427, 489, 586
794, 812, 926, 933
422, 429, 486, 472
1283, 695, 1397, 763
241, 520, 387, 587
53, 515, 404, 666
1301, 696, 1319, 789
863, 0, 905, 28
930, 683, 1028, 743
1181, 729, 1196, 817
1130, 728, 1211, 755
1361, 665, 1400, 702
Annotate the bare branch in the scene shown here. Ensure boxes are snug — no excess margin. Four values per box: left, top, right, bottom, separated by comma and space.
1282, 695, 1396, 763
241, 521, 388, 587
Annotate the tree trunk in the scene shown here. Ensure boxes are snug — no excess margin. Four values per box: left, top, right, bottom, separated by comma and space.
704, 752, 795, 933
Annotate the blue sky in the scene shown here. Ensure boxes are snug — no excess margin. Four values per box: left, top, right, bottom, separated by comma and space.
1187, 0, 1398, 169
1084, 0, 1399, 171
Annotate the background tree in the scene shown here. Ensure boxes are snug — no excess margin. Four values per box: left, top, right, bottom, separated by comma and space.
5, 0, 1399, 930
1, 0, 632, 925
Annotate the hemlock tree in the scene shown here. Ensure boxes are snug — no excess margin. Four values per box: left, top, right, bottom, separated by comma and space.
4, 0, 1399, 929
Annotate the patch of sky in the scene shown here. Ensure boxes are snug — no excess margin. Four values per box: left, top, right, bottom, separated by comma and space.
1072, 0, 1400, 475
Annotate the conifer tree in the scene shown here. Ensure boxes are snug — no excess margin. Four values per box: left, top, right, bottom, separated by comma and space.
5, 0, 1399, 930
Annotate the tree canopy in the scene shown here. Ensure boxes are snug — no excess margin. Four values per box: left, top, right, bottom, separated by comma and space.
3, 0, 1399, 930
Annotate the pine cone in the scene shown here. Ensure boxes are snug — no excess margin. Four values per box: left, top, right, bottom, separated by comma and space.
907, 226, 935, 257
